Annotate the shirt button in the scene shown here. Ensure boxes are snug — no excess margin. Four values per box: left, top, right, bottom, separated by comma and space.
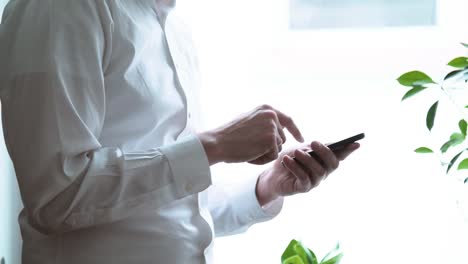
185, 183, 193, 192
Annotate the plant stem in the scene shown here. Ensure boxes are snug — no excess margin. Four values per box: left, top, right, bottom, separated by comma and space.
440, 84, 468, 120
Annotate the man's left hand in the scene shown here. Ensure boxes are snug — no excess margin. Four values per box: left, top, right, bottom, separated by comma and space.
255, 141, 360, 206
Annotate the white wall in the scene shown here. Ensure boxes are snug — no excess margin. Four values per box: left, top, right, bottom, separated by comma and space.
176, 0, 468, 263
1, 2, 23, 264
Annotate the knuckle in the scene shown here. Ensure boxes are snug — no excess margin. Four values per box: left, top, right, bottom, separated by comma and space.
277, 136, 283, 145
262, 110, 277, 120
260, 104, 273, 110
269, 119, 277, 129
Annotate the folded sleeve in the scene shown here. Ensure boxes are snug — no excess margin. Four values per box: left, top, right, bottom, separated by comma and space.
207, 175, 284, 237
0, 0, 211, 234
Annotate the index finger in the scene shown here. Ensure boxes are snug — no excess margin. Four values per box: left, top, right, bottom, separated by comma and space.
271, 107, 304, 143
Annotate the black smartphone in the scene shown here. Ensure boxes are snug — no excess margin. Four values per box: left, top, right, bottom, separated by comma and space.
293, 133, 365, 163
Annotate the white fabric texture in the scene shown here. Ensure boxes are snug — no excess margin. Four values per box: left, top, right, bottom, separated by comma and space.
0, 0, 283, 263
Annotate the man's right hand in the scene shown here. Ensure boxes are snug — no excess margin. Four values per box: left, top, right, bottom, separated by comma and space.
197, 105, 304, 165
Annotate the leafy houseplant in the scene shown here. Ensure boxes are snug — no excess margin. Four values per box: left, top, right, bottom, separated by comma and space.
281, 239, 343, 264
396, 42, 468, 184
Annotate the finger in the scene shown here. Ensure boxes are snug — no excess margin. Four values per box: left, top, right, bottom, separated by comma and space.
311, 141, 339, 171
294, 149, 326, 184
283, 156, 312, 192
335, 142, 360, 160
270, 107, 304, 143
272, 115, 287, 144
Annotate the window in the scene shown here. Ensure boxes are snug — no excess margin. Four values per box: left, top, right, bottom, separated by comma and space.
290, 0, 437, 29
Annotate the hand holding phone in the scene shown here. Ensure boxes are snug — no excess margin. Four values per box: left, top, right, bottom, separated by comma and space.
293, 133, 365, 163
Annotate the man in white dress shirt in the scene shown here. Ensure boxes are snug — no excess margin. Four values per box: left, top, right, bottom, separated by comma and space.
0, 0, 359, 263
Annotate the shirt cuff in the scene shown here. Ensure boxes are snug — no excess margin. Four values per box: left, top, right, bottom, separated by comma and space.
232, 175, 284, 224
160, 134, 212, 197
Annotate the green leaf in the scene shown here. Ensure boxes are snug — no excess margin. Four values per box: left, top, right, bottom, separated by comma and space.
441, 141, 452, 153
460, 120, 468, 136
426, 101, 438, 131
295, 243, 317, 264
458, 158, 468, 170
447, 151, 464, 173
464, 178, 468, 184
450, 132, 465, 141
320, 243, 343, 264
283, 255, 306, 264
444, 69, 464, 80
448, 57, 468, 68
320, 243, 340, 263
320, 253, 344, 264
415, 147, 433, 153
440, 133, 465, 153
282, 240, 318, 264
397, 71, 436, 87
462, 43, 468, 48
282, 240, 301, 262
401, 86, 427, 101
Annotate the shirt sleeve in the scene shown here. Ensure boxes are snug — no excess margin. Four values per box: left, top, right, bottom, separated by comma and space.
206, 175, 284, 237
0, 0, 211, 234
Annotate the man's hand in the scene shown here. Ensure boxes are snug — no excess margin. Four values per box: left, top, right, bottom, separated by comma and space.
197, 105, 304, 165
255, 141, 360, 206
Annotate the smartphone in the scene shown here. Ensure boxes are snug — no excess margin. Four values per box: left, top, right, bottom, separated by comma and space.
293, 133, 365, 163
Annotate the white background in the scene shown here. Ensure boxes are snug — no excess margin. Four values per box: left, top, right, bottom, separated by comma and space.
175, 0, 468, 263
1, 0, 468, 264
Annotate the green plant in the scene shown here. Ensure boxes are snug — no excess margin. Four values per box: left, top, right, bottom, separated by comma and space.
281, 239, 343, 264
396, 42, 468, 184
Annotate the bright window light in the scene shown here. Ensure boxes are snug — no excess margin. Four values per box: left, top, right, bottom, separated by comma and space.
289, 0, 437, 29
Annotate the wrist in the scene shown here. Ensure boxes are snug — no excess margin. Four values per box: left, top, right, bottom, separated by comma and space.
197, 131, 222, 165
256, 170, 280, 206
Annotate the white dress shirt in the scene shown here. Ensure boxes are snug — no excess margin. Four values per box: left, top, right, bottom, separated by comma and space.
0, 0, 283, 263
